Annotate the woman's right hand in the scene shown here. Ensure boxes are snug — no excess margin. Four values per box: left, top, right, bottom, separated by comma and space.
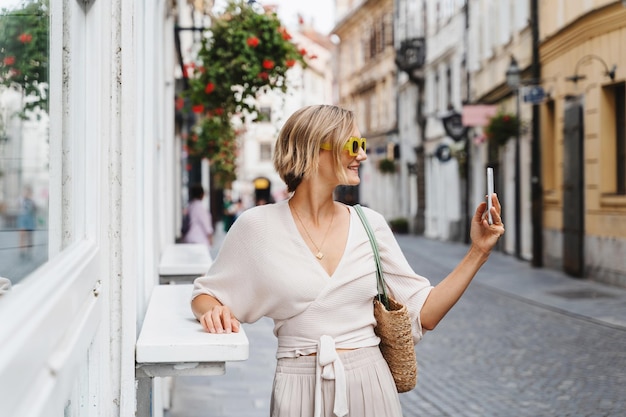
192, 294, 241, 333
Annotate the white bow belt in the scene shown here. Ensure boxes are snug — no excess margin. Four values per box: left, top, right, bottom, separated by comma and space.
314, 335, 348, 417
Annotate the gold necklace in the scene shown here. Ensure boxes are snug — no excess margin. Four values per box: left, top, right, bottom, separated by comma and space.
290, 202, 335, 260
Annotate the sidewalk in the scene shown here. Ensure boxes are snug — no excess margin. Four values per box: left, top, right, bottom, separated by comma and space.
394, 234, 626, 330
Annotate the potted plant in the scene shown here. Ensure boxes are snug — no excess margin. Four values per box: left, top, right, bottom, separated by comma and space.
378, 158, 397, 174
181, 0, 308, 184
484, 112, 519, 147
185, 114, 239, 188
389, 218, 409, 234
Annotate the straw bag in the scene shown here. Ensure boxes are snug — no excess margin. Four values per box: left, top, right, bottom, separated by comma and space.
354, 205, 417, 393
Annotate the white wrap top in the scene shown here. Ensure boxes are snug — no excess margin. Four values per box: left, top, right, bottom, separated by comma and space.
192, 200, 433, 416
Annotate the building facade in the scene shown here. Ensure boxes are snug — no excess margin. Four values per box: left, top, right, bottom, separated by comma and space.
538, 0, 626, 286
421, 0, 467, 242
332, 0, 402, 218
467, 0, 533, 259
394, 0, 427, 234
0, 0, 179, 416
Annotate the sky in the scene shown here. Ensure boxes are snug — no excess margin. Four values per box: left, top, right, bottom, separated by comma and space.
258, 0, 336, 34
0, 0, 20, 9
0, 1, 336, 34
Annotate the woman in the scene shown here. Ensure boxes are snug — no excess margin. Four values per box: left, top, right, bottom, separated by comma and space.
191, 105, 504, 416
182, 183, 214, 250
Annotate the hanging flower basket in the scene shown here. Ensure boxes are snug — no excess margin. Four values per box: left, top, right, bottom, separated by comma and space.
187, 114, 238, 188
484, 112, 520, 147
185, 0, 307, 118
378, 158, 397, 174
180, 0, 309, 186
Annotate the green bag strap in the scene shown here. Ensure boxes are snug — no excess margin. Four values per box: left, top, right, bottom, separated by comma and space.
354, 204, 390, 309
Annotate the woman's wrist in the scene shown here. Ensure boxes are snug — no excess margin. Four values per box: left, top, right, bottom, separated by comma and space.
468, 243, 491, 261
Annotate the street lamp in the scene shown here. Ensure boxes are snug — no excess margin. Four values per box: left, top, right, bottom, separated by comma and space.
506, 56, 522, 259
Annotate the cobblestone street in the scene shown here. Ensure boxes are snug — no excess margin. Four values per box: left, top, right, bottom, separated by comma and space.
401, 284, 626, 416
167, 234, 626, 417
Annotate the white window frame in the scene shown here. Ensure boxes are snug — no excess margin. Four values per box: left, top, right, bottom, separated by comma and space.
0, 1, 139, 416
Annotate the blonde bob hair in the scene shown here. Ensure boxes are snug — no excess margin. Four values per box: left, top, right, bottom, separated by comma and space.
273, 105, 356, 192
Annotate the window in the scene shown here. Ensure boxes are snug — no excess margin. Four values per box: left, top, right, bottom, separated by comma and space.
434, 73, 440, 113
259, 142, 272, 161
616, 83, 625, 194
0, 0, 49, 285
446, 65, 452, 110
541, 99, 556, 195
0, 0, 115, 414
258, 106, 271, 122
369, 25, 377, 59
601, 82, 626, 196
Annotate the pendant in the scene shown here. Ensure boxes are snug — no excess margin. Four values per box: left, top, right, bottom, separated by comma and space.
316, 252, 324, 260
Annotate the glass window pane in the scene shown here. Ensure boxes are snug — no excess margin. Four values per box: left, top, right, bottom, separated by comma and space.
0, 0, 49, 286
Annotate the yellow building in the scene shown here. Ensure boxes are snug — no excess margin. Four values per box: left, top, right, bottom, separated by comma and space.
540, 0, 626, 286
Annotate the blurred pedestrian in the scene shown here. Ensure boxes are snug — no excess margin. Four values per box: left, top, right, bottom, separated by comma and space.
182, 183, 214, 250
17, 186, 36, 258
222, 192, 241, 232
191, 104, 505, 417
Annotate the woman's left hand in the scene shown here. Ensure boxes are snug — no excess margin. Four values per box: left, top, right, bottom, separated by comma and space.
470, 193, 505, 254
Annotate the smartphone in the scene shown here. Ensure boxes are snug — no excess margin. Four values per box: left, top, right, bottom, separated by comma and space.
487, 167, 494, 225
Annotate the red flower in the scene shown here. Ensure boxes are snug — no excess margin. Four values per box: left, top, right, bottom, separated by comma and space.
262, 59, 275, 69
247, 36, 259, 47
3, 56, 15, 66
503, 115, 510, 122
309, 54, 318, 60
214, 107, 224, 116
278, 27, 292, 40
299, 48, 307, 56
18, 33, 32, 43
205, 82, 215, 94
285, 59, 296, 68
192, 104, 204, 114
258, 72, 269, 80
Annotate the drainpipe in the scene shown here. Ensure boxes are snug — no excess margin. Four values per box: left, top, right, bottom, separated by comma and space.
463, 0, 471, 244
530, 0, 543, 267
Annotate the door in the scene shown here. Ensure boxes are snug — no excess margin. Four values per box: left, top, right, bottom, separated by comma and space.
562, 97, 584, 277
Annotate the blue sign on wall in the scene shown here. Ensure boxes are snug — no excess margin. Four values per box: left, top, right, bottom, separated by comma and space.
523, 86, 546, 104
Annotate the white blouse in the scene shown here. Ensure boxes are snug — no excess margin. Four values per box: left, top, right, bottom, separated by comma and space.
192, 199, 433, 416
192, 199, 433, 355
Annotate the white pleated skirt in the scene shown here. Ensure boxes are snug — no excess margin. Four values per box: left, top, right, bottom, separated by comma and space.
270, 346, 403, 417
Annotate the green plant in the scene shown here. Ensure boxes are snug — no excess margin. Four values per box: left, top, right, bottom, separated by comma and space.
0, 0, 49, 117
181, 0, 307, 185
484, 112, 519, 147
187, 115, 238, 188
185, 0, 307, 118
378, 158, 397, 174
389, 218, 409, 234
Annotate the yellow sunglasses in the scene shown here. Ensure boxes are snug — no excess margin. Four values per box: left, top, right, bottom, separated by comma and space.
320, 136, 367, 156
